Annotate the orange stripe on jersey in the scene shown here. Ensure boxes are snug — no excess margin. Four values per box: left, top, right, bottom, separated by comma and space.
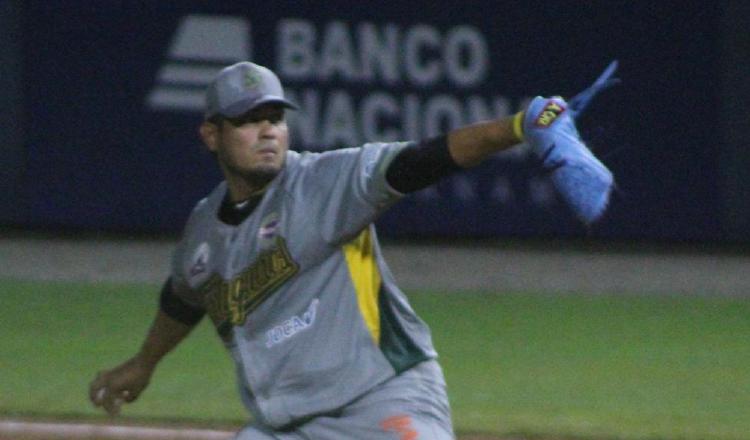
381, 414, 418, 440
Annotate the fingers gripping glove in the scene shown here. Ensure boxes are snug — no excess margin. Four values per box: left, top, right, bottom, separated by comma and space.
521, 61, 619, 224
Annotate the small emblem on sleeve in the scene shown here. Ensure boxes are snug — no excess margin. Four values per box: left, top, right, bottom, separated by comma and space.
189, 242, 211, 277
534, 100, 566, 127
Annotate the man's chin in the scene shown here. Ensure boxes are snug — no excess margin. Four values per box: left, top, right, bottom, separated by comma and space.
239, 166, 282, 188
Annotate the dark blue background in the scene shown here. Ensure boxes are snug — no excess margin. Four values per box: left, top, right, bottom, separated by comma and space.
19, 2, 722, 240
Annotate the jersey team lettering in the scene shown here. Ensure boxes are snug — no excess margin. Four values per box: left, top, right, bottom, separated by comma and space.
202, 237, 299, 332
266, 299, 319, 348
534, 100, 566, 127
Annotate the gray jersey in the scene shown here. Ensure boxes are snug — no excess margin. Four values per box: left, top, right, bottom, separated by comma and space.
170, 142, 437, 429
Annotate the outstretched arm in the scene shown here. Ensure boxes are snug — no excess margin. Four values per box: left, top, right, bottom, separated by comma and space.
385, 112, 524, 193
387, 61, 618, 224
446, 113, 524, 168
447, 59, 618, 169
89, 279, 203, 416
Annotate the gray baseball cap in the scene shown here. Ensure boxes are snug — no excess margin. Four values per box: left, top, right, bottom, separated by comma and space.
205, 62, 297, 120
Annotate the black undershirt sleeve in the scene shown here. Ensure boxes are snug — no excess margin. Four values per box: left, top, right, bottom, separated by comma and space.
159, 277, 205, 326
385, 136, 462, 193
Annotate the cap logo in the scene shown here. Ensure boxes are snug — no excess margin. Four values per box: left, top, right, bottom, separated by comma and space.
244, 70, 262, 90
534, 100, 566, 127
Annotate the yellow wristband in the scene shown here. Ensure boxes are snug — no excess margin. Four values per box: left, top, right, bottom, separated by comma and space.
512, 110, 525, 142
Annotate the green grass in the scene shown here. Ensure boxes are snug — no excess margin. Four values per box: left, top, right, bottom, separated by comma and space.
418, 293, 750, 439
0, 279, 244, 422
1, 279, 749, 439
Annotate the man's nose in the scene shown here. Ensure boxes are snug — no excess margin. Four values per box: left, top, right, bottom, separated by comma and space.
258, 120, 278, 138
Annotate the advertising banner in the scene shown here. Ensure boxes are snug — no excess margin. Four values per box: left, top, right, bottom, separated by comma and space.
21, 2, 722, 240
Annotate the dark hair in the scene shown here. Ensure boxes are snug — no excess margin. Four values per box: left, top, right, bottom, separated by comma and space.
207, 115, 224, 126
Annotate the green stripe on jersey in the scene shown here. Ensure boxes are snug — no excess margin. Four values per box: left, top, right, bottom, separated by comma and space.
377, 286, 430, 373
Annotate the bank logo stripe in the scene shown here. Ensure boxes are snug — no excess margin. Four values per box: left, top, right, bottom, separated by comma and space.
170, 15, 251, 62
147, 88, 205, 111
158, 65, 225, 85
147, 14, 251, 112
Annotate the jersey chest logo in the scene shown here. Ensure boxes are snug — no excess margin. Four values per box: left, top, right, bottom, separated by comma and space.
201, 236, 299, 334
257, 212, 280, 247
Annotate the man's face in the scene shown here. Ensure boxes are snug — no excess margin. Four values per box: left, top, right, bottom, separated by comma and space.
202, 104, 290, 186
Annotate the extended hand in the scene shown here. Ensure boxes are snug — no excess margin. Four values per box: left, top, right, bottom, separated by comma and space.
89, 356, 154, 416
521, 61, 620, 224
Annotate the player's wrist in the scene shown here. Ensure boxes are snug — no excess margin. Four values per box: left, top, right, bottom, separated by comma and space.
132, 351, 159, 373
512, 110, 525, 142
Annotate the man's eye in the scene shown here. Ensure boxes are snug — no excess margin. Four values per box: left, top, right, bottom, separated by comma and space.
227, 113, 283, 126
226, 116, 248, 126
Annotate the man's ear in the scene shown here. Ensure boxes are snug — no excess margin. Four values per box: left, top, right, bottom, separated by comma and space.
199, 121, 220, 153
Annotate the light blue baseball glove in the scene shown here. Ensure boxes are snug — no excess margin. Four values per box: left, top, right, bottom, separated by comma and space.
521, 61, 619, 224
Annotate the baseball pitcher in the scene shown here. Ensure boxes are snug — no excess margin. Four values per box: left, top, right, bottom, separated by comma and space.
89, 60, 617, 439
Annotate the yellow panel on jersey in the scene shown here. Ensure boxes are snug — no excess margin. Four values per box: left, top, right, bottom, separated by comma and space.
343, 228, 381, 345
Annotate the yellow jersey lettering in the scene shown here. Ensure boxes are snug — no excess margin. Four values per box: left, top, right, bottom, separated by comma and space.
203, 237, 299, 329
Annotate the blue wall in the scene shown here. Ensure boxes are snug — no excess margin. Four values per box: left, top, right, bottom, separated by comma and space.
0, 0, 24, 224
10, 1, 742, 241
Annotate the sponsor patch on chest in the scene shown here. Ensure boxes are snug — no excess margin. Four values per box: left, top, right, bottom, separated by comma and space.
258, 212, 279, 241
265, 299, 319, 348
202, 236, 299, 331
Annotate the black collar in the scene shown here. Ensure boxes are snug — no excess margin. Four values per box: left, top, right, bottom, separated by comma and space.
218, 191, 265, 226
